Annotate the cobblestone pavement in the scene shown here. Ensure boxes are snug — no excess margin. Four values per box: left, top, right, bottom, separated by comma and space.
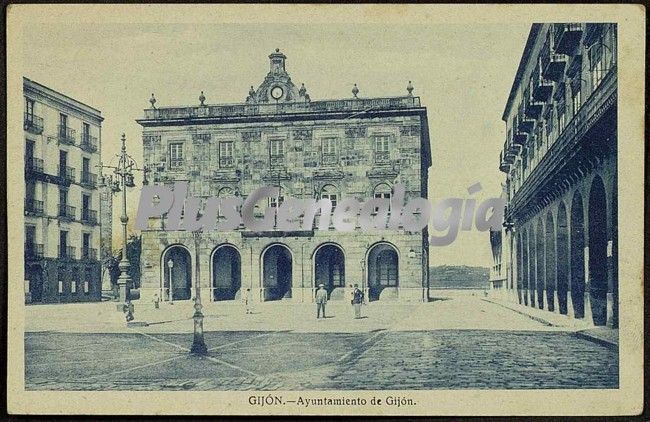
25, 328, 618, 390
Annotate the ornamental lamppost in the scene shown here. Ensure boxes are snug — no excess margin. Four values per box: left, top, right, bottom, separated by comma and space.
98, 133, 150, 323
191, 230, 208, 355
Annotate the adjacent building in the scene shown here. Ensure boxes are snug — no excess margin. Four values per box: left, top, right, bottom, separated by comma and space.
136, 49, 431, 303
24, 77, 105, 303
494, 24, 618, 327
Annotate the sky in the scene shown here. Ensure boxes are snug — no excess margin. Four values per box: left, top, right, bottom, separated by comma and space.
20, 18, 531, 267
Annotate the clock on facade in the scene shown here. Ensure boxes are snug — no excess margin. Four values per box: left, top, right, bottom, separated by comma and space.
270, 86, 284, 100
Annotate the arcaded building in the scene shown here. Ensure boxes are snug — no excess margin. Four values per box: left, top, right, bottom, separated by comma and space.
497, 24, 617, 327
136, 49, 431, 303
23, 78, 105, 303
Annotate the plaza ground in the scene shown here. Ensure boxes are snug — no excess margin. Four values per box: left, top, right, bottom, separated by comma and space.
23, 294, 618, 390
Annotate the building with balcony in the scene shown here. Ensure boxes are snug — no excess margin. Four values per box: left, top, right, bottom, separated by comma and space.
23, 77, 106, 303
495, 24, 618, 327
136, 49, 431, 304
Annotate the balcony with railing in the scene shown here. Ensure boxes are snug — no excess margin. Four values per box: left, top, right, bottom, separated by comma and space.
532, 64, 554, 102
321, 153, 339, 166
82, 247, 98, 260
58, 245, 77, 260
517, 104, 535, 134
553, 23, 584, 54
80, 133, 98, 152
219, 157, 234, 168
141, 96, 422, 121
25, 157, 44, 174
540, 37, 567, 82
169, 159, 185, 170
566, 53, 583, 78
25, 198, 44, 215
58, 204, 76, 220
512, 116, 528, 145
57, 125, 76, 145
81, 208, 98, 225
499, 151, 511, 173
59, 166, 76, 183
80, 171, 97, 188
25, 243, 44, 259
374, 151, 390, 163
24, 113, 44, 134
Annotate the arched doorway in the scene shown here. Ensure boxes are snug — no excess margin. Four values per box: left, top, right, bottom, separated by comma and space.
212, 245, 241, 301
545, 212, 556, 312
26, 264, 44, 303
262, 244, 292, 301
314, 244, 345, 299
536, 220, 545, 309
367, 242, 399, 301
588, 176, 608, 325
162, 245, 192, 301
570, 192, 586, 318
557, 202, 569, 314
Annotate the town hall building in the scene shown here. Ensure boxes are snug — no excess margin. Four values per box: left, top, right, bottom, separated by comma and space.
136, 49, 431, 303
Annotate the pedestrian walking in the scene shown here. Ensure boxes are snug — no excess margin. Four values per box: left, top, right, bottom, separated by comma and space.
243, 288, 253, 314
152, 293, 160, 309
352, 284, 364, 319
315, 283, 328, 319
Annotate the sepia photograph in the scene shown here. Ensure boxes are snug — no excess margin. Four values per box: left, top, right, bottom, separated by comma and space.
6, 4, 644, 416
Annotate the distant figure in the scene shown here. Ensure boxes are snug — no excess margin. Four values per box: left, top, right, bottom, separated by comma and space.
352, 284, 364, 319
244, 288, 253, 314
125, 302, 135, 322
152, 293, 160, 309
315, 283, 328, 319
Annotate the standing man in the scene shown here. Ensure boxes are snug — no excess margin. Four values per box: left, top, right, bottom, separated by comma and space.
315, 283, 328, 319
243, 288, 253, 314
352, 284, 364, 319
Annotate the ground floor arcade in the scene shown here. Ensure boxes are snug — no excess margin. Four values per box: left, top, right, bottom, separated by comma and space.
138, 230, 429, 304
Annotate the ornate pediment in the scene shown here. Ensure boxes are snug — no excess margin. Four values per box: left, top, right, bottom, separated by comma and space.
246, 49, 309, 104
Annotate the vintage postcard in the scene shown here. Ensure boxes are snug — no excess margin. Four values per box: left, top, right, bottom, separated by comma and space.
6, 3, 645, 416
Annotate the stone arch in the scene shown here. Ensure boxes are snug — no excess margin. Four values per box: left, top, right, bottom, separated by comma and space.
313, 242, 346, 299
161, 244, 192, 301
570, 191, 586, 318
261, 243, 293, 301
211, 244, 242, 301
588, 176, 608, 325
556, 201, 569, 314
366, 241, 399, 301
536, 219, 545, 309
545, 211, 556, 312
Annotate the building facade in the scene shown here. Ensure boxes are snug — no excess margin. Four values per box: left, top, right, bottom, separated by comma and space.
496, 24, 618, 327
24, 77, 105, 303
136, 50, 431, 304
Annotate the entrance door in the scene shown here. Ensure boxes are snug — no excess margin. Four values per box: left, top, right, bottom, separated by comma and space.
262, 245, 292, 301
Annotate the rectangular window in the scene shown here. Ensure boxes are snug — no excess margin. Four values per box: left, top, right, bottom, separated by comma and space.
59, 113, 67, 132
25, 98, 34, 118
71, 280, 76, 294
269, 139, 284, 167
219, 141, 234, 168
84, 281, 89, 293
82, 232, 91, 258
589, 44, 606, 89
374, 136, 390, 163
83, 122, 90, 137
321, 138, 338, 165
58, 280, 63, 294
557, 100, 566, 131
269, 195, 284, 208
169, 142, 184, 169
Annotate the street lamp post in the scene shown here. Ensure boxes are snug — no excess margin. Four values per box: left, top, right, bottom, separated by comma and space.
167, 259, 174, 303
191, 230, 208, 355
98, 133, 149, 323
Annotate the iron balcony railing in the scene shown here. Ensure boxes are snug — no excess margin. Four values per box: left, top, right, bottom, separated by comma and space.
25, 198, 44, 215
80, 133, 98, 152
81, 208, 98, 225
24, 113, 44, 134
25, 243, 44, 259
169, 159, 184, 169
374, 151, 389, 163
58, 245, 77, 259
553, 23, 585, 54
322, 153, 338, 165
57, 125, 76, 145
219, 157, 234, 168
25, 157, 44, 174
58, 204, 76, 219
82, 248, 98, 260
80, 171, 97, 188
59, 166, 76, 183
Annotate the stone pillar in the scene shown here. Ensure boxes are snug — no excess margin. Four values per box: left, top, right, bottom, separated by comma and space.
583, 246, 593, 325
